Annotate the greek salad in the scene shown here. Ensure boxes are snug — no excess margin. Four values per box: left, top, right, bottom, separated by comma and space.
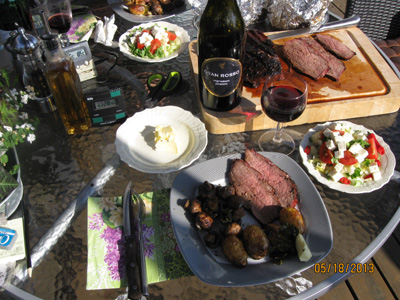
303, 122, 386, 186
125, 23, 182, 59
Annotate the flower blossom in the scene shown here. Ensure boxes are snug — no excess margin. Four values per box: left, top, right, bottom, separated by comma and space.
27, 134, 36, 143
99, 197, 117, 212
109, 206, 123, 227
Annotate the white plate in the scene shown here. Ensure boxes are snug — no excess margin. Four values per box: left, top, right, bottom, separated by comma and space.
170, 152, 333, 287
115, 106, 207, 173
118, 21, 190, 63
107, 0, 190, 24
300, 121, 396, 194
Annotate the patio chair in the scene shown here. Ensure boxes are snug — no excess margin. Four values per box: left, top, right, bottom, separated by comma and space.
344, 0, 400, 73
344, 0, 400, 40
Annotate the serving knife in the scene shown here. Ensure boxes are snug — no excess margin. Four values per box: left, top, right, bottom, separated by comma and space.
131, 187, 149, 297
123, 182, 143, 300
267, 15, 361, 40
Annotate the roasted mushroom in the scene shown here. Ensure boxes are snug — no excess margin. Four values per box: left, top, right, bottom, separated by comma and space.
222, 235, 248, 268
203, 231, 222, 249
184, 198, 202, 214
198, 181, 216, 199
195, 212, 213, 231
224, 222, 242, 236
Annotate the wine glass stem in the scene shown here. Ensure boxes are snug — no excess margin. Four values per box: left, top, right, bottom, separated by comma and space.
273, 122, 283, 143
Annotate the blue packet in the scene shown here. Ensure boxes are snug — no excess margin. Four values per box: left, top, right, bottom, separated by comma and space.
0, 227, 18, 250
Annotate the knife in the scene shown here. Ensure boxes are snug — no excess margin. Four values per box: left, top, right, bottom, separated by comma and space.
131, 187, 149, 297
123, 182, 143, 300
267, 15, 361, 40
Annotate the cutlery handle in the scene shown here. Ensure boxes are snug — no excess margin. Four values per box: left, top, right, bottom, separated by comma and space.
125, 236, 142, 300
318, 15, 360, 33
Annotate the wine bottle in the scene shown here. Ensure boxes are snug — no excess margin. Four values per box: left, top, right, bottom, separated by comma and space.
197, 0, 246, 111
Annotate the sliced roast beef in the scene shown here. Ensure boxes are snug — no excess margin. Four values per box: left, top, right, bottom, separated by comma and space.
283, 38, 330, 80
244, 149, 299, 207
314, 33, 356, 60
299, 37, 346, 81
229, 159, 281, 224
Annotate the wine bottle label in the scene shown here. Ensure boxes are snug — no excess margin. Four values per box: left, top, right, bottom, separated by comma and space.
201, 58, 242, 97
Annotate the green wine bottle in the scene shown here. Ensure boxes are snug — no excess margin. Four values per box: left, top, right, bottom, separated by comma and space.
198, 0, 246, 111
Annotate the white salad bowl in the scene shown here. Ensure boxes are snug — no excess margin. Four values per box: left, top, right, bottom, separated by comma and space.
300, 121, 396, 194
118, 21, 190, 63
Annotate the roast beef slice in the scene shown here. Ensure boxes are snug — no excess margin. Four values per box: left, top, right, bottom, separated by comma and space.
299, 37, 346, 81
314, 33, 356, 60
283, 38, 330, 80
229, 159, 281, 224
244, 149, 299, 207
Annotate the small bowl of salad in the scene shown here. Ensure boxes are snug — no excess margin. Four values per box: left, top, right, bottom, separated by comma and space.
119, 21, 190, 63
300, 121, 395, 194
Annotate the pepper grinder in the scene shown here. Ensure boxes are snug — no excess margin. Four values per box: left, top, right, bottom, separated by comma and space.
5, 26, 56, 113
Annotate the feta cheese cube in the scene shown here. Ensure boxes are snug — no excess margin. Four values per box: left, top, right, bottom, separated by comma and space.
334, 135, 343, 144
342, 133, 354, 144
139, 32, 154, 47
347, 165, 356, 175
337, 140, 346, 151
328, 169, 343, 182
326, 139, 336, 151
372, 171, 382, 181
349, 143, 363, 154
368, 162, 380, 173
331, 123, 342, 130
353, 130, 366, 140
334, 162, 344, 171
355, 148, 369, 163
334, 150, 345, 159
323, 128, 334, 139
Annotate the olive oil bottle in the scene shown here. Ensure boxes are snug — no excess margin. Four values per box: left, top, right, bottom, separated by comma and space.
42, 34, 91, 134
198, 0, 246, 111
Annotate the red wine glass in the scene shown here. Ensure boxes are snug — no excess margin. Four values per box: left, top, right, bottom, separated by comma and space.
46, 0, 72, 47
258, 71, 308, 155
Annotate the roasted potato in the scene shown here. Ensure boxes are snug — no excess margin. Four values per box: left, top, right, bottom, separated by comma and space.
226, 195, 246, 209
222, 235, 248, 268
279, 207, 305, 234
242, 225, 269, 260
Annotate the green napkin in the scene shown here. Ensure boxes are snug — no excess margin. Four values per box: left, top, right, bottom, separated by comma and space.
87, 190, 192, 290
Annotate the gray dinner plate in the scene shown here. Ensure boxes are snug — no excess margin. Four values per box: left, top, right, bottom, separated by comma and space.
170, 151, 333, 287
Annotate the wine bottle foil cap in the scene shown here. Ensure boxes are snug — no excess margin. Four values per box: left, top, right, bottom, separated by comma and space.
41, 33, 59, 51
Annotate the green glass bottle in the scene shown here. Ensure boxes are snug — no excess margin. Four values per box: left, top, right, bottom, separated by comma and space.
197, 0, 246, 111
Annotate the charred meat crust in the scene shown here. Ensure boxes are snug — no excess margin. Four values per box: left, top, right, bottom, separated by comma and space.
243, 29, 282, 88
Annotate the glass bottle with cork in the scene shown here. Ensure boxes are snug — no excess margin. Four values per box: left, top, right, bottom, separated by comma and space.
41, 33, 91, 134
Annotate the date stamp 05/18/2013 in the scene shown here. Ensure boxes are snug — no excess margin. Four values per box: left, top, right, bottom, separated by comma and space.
314, 263, 375, 274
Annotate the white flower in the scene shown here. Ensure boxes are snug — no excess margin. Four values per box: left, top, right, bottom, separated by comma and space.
20, 94, 29, 104
109, 207, 123, 227
19, 112, 29, 120
27, 134, 36, 143
99, 197, 117, 212
26, 86, 35, 93
4, 126, 12, 132
0, 132, 3, 138
10, 88, 18, 97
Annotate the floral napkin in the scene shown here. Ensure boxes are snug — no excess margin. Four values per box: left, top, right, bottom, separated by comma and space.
67, 11, 97, 43
87, 190, 192, 290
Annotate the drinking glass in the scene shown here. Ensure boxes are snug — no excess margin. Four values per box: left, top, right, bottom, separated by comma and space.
46, 0, 72, 47
258, 71, 308, 155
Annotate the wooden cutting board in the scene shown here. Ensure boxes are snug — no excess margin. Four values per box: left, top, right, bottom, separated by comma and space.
189, 27, 400, 134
